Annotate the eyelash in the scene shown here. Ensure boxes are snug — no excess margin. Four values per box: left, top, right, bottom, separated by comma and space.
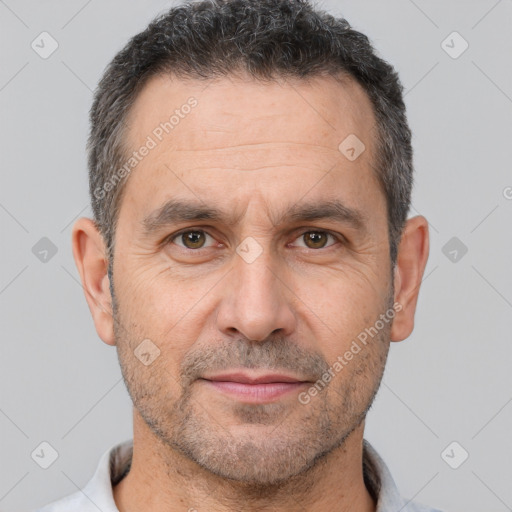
167, 228, 344, 251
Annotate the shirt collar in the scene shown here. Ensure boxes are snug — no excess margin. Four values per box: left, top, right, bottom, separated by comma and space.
74, 438, 430, 512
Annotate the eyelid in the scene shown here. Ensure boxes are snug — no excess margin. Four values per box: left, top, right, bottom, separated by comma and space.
167, 227, 344, 251
288, 229, 342, 249
169, 228, 218, 249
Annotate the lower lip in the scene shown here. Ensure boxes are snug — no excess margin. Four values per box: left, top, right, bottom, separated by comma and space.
201, 380, 308, 402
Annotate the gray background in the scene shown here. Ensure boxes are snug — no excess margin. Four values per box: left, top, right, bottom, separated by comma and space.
1, 0, 511, 511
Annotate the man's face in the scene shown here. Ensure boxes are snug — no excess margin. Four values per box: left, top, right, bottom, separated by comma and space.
111, 73, 393, 485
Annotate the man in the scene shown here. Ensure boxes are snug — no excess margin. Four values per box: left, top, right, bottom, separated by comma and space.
36, 0, 440, 510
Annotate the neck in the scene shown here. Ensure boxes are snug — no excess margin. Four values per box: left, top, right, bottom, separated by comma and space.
113, 410, 376, 512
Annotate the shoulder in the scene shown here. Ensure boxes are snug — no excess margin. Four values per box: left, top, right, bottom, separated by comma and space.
33, 491, 96, 512
33, 439, 133, 512
402, 502, 444, 512
363, 439, 445, 512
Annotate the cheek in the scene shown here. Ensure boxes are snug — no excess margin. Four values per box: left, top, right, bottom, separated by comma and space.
118, 260, 201, 327
116, 336, 183, 422
297, 271, 384, 323
115, 263, 220, 370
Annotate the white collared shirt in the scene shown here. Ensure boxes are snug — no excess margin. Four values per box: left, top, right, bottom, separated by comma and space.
34, 439, 443, 511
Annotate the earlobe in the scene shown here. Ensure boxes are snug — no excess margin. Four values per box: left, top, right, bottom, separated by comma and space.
390, 215, 430, 342
71, 217, 116, 346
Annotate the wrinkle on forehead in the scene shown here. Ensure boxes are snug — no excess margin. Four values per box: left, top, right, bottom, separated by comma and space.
154, 141, 343, 175
119, 72, 383, 230
124, 72, 377, 159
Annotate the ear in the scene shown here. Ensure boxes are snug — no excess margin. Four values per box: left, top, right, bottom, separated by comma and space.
71, 217, 115, 346
390, 215, 430, 342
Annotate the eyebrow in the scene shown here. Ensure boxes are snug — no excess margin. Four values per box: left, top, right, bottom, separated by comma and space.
141, 198, 367, 236
285, 200, 366, 231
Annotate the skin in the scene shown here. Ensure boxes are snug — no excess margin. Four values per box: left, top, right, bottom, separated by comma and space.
72, 72, 429, 512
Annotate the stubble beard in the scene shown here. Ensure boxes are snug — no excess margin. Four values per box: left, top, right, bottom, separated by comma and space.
112, 286, 392, 490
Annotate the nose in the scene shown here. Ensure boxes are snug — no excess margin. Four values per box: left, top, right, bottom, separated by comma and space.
215, 249, 297, 342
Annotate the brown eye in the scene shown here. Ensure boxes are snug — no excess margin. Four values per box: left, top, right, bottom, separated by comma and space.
289, 231, 339, 250
303, 231, 329, 249
174, 230, 211, 249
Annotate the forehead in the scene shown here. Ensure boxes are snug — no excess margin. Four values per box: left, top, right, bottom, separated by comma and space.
125, 72, 377, 157
119, 72, 382, 223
